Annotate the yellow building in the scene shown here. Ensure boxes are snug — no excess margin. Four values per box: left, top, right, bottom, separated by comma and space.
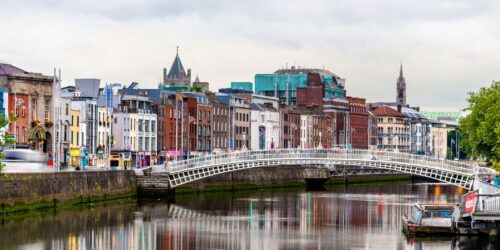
372, 106, 409, 152
70, 109, 81, 167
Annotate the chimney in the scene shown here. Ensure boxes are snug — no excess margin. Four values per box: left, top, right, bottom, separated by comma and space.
397, 104, 402, 112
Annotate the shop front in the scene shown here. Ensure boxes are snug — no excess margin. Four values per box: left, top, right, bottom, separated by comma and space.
69, 147, 81, 168
110, 150, 132, 169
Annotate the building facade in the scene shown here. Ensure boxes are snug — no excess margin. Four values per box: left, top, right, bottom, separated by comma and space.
250, 103, 280, 150
372, 106, 409, 152
0, 62, 54, 153
280, 106, 301, 149
347, 96, 368, 149
208, 93, 230, 153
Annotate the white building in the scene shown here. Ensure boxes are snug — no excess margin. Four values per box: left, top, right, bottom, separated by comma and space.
300, 115, 313, 148
112, 95, 157, 168
250, 103, 280, 150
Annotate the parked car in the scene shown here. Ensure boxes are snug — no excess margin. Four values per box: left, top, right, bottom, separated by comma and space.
2, 149, 51, 173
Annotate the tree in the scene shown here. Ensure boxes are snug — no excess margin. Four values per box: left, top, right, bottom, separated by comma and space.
0, 113, 16, 173
459, 81, 500, 163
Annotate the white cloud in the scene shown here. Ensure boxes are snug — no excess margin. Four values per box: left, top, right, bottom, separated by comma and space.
0, 0, 499, 111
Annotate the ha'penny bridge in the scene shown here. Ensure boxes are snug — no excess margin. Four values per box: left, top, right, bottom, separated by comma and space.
151, 149, 492, 189
136, 148, 500, 234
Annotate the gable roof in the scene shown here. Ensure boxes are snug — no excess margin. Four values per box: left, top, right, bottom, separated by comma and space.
0, 62, 27, 75
371, 105, 405, 117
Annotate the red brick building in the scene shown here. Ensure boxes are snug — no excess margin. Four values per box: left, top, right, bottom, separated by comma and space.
280, 105, 301, 148
183, 92, 212, 156
347, 96, 368, 149
296, 73, 325, 108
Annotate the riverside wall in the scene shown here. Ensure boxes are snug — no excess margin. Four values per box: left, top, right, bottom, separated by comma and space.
0, 171, 136, 214
169, 166, 331, 192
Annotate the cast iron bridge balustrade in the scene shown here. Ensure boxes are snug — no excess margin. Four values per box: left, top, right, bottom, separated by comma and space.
151, 149, 494, 189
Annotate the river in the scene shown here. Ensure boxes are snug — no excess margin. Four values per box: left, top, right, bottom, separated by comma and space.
0, 182, 498, 249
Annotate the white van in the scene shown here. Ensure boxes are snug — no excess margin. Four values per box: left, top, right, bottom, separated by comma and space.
2, 149, 50, 173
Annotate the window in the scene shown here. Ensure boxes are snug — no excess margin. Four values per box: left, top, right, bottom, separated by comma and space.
145, 120, 150, 132
65, 104, 69, 115
152, 121, 156, 132
45, 99, 50, 121
71, 131, 73, 144
76, 132, 79, 145
64, 125, 67, 141
81, 132, 84, 146
151, 138, 156, 151
31, 98, 37, 120
145, 137, 149, 151
138, 119, 143, 132
77, 116, 79, 127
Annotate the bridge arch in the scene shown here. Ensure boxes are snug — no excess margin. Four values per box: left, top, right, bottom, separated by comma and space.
156, 149, 492, 189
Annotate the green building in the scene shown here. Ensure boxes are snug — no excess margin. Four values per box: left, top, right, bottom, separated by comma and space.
254, 68, 345, 105
231, 82, 253, 92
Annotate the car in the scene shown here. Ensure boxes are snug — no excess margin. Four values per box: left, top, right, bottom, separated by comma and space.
2, 149, 52, 173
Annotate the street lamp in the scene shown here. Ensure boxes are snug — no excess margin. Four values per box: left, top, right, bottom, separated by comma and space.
242, 131, 247, 150
13, 96, 26, 149
317, 132, 323, 149
188, 116, 196, 158
289, 123, 297, 149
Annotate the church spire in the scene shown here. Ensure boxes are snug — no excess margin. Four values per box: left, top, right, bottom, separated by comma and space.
396, 60, 406, 106
399, 61, 403, 78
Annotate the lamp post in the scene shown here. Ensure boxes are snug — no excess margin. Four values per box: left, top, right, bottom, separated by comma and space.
242, 131, 247, 151
13, 95, 26, 149
317, 132, 323, 149
289, 123, 297, 149
188, 116, 196, 158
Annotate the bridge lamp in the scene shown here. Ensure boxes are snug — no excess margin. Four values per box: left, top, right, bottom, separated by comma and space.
317, 132, 323, 149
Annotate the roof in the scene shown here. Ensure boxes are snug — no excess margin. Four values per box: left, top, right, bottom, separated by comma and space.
274, 68, 339, 78
249, 102, 278, 112
167, 52, 187, 79
0, 62, 27, 75
371, 106, 406, 117
392, 106, 428, 119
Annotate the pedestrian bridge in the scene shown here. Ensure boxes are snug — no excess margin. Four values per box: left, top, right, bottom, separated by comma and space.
153, 149, 494, 190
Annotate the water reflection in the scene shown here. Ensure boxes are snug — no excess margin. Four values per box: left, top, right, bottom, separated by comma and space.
0, 183, 498, 249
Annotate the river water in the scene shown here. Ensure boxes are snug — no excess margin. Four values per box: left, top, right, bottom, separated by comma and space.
0, 182, 498, 249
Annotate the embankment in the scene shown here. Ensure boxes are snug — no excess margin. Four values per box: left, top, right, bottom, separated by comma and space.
0, 171, 136, 215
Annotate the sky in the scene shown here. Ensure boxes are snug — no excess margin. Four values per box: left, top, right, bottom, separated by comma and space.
0, 0, 499, 111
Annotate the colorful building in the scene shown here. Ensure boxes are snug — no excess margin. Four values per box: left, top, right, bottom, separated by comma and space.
254, 67, 345, 105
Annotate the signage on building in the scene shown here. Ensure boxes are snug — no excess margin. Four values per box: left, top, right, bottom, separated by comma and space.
464, 192, 478, 213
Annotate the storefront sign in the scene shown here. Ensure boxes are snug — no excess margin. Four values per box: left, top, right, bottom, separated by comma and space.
465, 192, 478, 213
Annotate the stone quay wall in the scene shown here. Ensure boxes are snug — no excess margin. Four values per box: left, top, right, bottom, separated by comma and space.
0, 170, 136, 214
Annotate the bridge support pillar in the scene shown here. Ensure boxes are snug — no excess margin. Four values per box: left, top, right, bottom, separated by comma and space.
303, 167, 330, 190
136, 172, 172, 197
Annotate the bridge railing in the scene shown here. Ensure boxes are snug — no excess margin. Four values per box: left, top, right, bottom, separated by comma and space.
164, 149, 479, 175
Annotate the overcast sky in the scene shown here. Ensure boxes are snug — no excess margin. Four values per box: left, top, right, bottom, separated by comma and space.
1, 0, 499, 111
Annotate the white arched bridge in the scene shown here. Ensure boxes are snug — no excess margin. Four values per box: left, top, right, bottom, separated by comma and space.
152, 149, 495, 190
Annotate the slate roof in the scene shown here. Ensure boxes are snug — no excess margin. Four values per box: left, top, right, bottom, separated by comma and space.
167, 53, 187, 79
249, 102, 278, 112
0, 62, 26, 75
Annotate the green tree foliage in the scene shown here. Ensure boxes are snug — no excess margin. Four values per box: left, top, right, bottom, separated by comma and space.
459, 81, 500, 163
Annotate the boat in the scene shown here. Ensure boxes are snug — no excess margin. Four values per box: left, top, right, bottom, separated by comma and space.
402, 203, 455, 235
